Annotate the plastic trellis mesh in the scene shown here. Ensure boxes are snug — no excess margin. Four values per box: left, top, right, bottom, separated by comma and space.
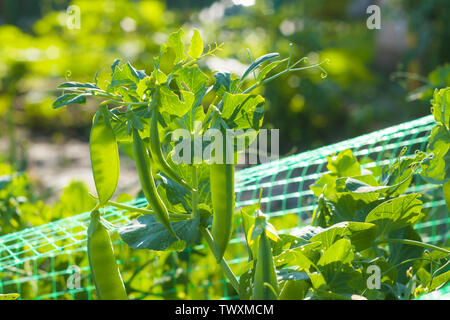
0, 115, 448, 300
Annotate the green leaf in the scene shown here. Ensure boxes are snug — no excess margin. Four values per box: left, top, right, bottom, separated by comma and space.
429, 270, 450, 291
118, 214, 200, 251
365, 194, 424, 237
387, 226, 424, 284
256, 59, 287, 83
318, 238, 354, 267
188, 29, 203, 59
167, 29, 186, 64
431, 88, 450, 129
421, 124, 450, 184
239, 263, 254, 300
344, 177, 388, 194
52, 93, 87, 109
110, 61, 147, 89
159, 86, 195, 117
310, 221, 378, 251
326, 149, 361, 177
291, 225, 324, 241
241, 52, 279, 82
220, 92, 265, 130
53, 181, 97, 216
174, 65, 209, 94
90, 109, 120, 206
276, 269, 309, 281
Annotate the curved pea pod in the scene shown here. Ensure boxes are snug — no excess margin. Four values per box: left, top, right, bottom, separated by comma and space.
150, 107, 194, 192
87, 210, 128, 300
132, 127, 177, 238
253, 231, 279, 300
211, 162, 235, 262
89, 106, 119, 206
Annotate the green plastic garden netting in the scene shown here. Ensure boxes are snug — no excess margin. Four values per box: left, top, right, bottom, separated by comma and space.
0, 115, 448, 299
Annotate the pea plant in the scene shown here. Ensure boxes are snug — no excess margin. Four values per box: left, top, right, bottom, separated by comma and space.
54, 28, 449, 300
53, 28, 327, 299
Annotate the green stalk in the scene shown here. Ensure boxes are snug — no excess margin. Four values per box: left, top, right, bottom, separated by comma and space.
377, 238, 450, 255
200, 226, 240, 293
106, 200, 190, 220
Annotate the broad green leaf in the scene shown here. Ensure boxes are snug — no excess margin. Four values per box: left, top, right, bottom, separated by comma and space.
188, 29, 203, 59
327, 149, 361, 177
174, 65, 209, 94
157, 174, 191, 214
325, 192, 378, 223
54, 181, 96, 216
118, 214, 200, 251
429, 270, 450, 291
317, 238, 354, 267
159, 86, 195, 117
421, 124, 450, 183
220, 92, 265, 130
110, 61, 147, 89
431, 88, 450, 129
239, 262, 254, 300
316, 239, 362, 294
167, 29, 186, 64
291, 225, 323, 241
276, 269, 309, 281
365, 194, 424, 237
90, 109, 120, 206
310, 221, 378, 251
310, 173, 337, 198
52, 93, 87, 109
274, 246, 316, 271
388, 226, 424, 284
272, 234, 307, 256
344, 177, 388, 193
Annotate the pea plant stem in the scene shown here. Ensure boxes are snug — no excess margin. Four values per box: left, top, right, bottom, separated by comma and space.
106, 200, 190, 220
376, 238, 450, 255
200, 226, 240, 293
242, 61, 327, 94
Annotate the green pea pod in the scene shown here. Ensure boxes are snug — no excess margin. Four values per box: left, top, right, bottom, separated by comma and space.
88, 210, 127, 300
444, 181, 450, 211
90, 106, 119, 206
211, 162, 235, 262
132, 127, 177, 238
150, 106, 194, 192
253, 231, 279, 300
